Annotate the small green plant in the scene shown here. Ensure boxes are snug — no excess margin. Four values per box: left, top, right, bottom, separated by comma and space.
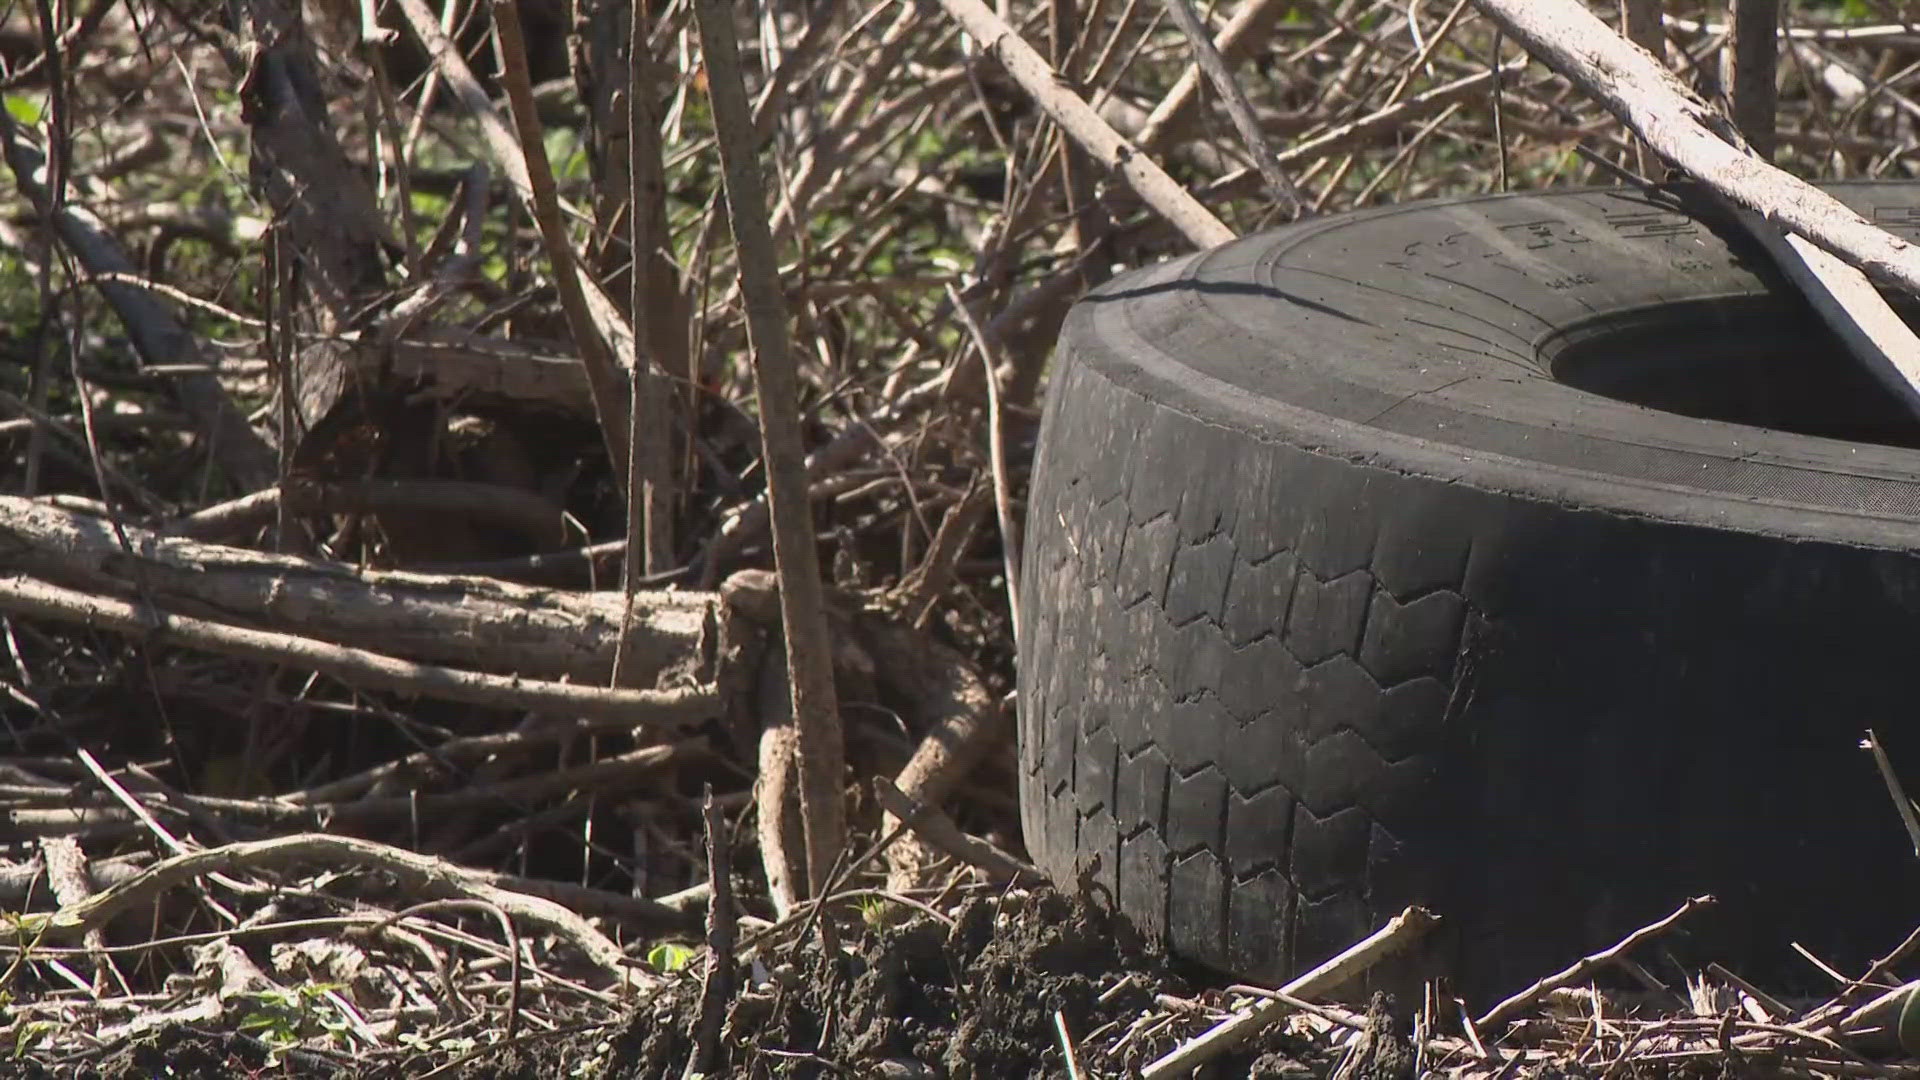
236, 982, 351, 1065
645, 941, 697, 973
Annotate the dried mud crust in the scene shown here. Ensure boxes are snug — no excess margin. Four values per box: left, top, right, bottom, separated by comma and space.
1020, 182, 1920, 1000
590, 890, 1313, 1079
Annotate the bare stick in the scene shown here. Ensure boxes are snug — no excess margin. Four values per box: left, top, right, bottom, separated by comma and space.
389, 0, 636, 365
1135, 0, 1290, 153
929, 0, 1234, 249
1161, 0, 1302, 215
1475, 895, 1716, 1029
0, 573, 719, 724
1619, 0, 1664, 175
682, 786, 734, 1080
1470, 0, 1920, 413
1467, 0, 1920, 298
1142, 906, 1441, 1078
1725, 0, 1780, 162
489, 0, 631, 479
0, 113, 274, 488
626, 0, 680, 580
1056, 1010, 1088, 1080
946, 286, 1021, 647
1722, 206, 1920, 422
1864, 729, 1920, 858
692, 0, 848, 898
3, 494, 709, 685
872, 776, 1043, 886
22, 834, 640, 982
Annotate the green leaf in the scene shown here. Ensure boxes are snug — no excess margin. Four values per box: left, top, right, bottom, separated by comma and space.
3, 95, 44, 127
646, 941, 696, 973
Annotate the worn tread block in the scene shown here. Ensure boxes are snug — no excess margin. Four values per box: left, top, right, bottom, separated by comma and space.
1078, 805, 1119, 900
1295, 500, 1378, 580
1116, 513, 1179, 610
1077, 724, 1118, 818
1369, 487, 1476, 599
1294, 890, 1371, 972
1290, 805, 1372, 900
1120, 829, 1171, 942
1167, 533, 1238, 628
1215, 635, 1304, 724
1286, 570, 1374, 665
1223, 550, 1297, 647
1218, 710, 1307, 802
1169, 850, 1229, 959
1360, 589, 1467, 686
1299, 654, 1379, 744
1165, 765, 1228, 857
1117, 746, 1170, 837
1079, 494, 1131, 590
1156, 695, 1232, 777
1364, 821, 1424, 916
1128, 412, 1195, 524
1226, 868, 1295, 981
1369, 677, 1451, 766
1161, 618, 1229, 705
1226, 786, 1295, 876
1299, 730, 1388, 820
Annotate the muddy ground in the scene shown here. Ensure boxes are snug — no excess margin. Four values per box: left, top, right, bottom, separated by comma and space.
8, 890, 1342, 1079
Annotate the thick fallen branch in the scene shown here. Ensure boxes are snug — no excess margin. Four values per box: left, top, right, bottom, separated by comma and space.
0, 495, 706, 685
0, 573, 718, 724
1469, 1, 1920, 299
1472, 0, 1920, 416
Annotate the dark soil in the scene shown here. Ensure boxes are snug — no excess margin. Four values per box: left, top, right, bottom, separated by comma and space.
5, 889, 1327, 1079
582, 889, 1319, 1079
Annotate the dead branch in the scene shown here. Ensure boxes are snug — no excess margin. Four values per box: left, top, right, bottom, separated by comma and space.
871, 776, 1041, 886
683, 786, 734, 1080
388, 0, 636, 364
1469, 0, 1920, 299
23, 834, 645, 984
1136, 0, 1290, 153
929, 0, 1235, 249
0, 115, 274, 488
1161, 0, 1302, 215
0, 496, 708, 685
1476, 895, 1716, 1028
0, 573, 718, 724
694, 0, 849, 899
1142, 906, 1442, 1078
489, 0, 632, 478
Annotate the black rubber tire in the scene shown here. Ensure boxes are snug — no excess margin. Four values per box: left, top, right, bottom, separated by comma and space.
1018, 182, 1920, 1001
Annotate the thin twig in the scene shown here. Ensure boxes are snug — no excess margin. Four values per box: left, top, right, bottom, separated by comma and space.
1143, 906, 1441, 1078
1864, 729, 1920, 858
683, 785, 734, 1080
1476, 896, 1717, 1029
1161, 0, 1303, 215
